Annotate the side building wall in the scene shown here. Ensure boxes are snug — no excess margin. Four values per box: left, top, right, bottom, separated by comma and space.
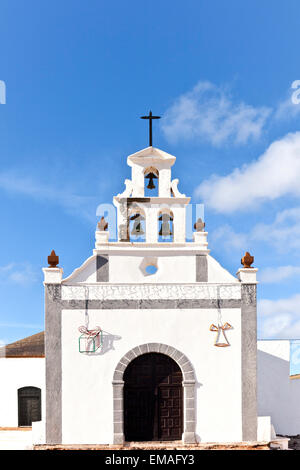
257, 340, 300, 436
0, 358, 45, 427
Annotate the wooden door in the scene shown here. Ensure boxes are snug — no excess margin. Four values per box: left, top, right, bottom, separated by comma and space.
18, 387, 41, 426
158, 386, 183, 440
124, 353, 183, 441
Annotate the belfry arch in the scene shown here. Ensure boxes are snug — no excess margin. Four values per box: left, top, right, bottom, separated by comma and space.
158, 208, 174, 242
112, 343, 196, 444
144, 166, 159, 196
128, 205, 146, 242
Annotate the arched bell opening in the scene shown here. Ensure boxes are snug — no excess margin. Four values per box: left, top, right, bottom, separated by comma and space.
129, 207, 146, 242
158, 210, 174, 243
144, 167, 159, 197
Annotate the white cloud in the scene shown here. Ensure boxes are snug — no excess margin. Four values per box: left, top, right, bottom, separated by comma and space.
0, 171, 96, 222
252, 206, 300, 251
259, 265, 300, 283
161, 81, 271, 147
210, 224, 248, 252
0, 263, 38, 285
209, 205, 300, 256
274, 82, 300, 121
274, 96, 300, 121
196, 132, 300, 213
258, 294, 300, 339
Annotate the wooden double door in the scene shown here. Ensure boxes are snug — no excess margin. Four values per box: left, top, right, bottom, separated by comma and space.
18, 387, 41, 427
124, 353, 183, 441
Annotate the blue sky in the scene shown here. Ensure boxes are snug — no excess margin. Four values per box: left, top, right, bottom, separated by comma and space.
1, 0, 300, 349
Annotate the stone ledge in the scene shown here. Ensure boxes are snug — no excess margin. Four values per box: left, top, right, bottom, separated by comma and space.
34, 441, 271, 450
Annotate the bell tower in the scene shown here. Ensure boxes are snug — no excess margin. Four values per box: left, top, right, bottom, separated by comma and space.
113, 146, 190, 243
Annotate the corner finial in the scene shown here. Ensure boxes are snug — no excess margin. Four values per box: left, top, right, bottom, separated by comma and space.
48, 250, 59, 268
194, 218, 205, 232
241, 251, 254, 268
97, 216, 108, 231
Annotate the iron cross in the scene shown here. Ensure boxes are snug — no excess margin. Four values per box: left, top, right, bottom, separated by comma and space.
140, 110, 161, 147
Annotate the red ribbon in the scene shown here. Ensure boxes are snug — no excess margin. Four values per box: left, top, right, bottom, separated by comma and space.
78, 326, 101, 337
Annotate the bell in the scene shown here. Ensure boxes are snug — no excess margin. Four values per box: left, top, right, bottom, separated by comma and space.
131, 220, 145, 236
145, 172, 157, 190
159, 220, 172, 237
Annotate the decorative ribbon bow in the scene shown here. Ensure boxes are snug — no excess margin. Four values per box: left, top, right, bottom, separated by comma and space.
209, 322, 232, 332
209, 323, 233, 347
78, 326, 101, 337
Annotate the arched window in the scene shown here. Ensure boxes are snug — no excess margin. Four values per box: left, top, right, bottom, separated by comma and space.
158, 210, 173, 242
18, 386, 41, 427
144, 167, 159, 197
129, 207, 146, 242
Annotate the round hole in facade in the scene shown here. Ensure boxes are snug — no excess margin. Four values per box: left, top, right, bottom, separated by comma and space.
124, 353, 183, 442
145, 265, 158, 275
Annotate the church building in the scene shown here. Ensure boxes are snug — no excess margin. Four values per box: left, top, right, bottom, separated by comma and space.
41, 143, 259, 445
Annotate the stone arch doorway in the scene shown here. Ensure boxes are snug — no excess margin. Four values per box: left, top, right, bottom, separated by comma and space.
112, 343, 196, 444
124, 353, 183, 441
18, 386, 41, 427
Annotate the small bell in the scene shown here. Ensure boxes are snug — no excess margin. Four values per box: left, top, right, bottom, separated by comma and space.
159, 221, 172, 236
131, 219, 145, 236
145, 172, 157, 190
159, 214, 173, 237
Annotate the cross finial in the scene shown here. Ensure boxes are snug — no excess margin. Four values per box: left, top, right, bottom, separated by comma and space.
140, 110, 161, 147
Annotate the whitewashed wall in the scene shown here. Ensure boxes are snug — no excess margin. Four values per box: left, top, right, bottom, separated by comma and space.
1, 337, 298, 439
0, 358, 45, 427
109, 254, 196, 284
257, 340, 300, 436
62, 252, 239, 286
61, 307, 242, 444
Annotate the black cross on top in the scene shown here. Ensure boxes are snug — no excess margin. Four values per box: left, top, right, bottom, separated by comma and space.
140, 110, 161, 147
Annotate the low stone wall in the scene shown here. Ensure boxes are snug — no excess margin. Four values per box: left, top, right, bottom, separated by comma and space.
34, 441, 270, 451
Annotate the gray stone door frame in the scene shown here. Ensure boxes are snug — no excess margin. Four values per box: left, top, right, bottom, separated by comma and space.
112, 343, 196, 444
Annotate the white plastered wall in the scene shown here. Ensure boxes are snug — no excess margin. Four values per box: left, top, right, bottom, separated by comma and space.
61, 307, 242, 444
108, 253, 196, 283
63, 252, 240, 286
257, 340, 300, 436
0, 358, 45, 427
207, 255, 237, 283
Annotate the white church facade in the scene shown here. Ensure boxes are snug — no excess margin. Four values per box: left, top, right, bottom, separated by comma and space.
0, 145, 299, 446
43, 145, 258, 445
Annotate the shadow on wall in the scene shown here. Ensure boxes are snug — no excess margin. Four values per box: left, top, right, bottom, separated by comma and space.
81, 331, 122, 356
97, 331, 121, 356
194, 381, 203, 443
257, 349, 300, 436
